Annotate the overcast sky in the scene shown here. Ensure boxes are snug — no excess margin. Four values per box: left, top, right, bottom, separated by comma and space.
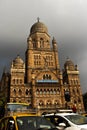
0, 0, 87, 93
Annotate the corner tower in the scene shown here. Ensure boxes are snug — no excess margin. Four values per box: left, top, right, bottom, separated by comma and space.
63, 58, 84, 112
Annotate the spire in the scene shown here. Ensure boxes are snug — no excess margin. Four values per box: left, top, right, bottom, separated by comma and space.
52, 37, 57, 50
52, 37, 56, 43
37, 17, 40, 22
66, 57, 70, 61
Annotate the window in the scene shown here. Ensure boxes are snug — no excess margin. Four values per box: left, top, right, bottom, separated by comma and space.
19, 89, 22, 95
20, 79, 22, 84
33, 39, 36, 48
13, 79, 15, 84
7, 117, 16, 130
26, 89, 29, 95
40, 38, 44, 48
43, 74, 52, 80
13, 89, 16, 95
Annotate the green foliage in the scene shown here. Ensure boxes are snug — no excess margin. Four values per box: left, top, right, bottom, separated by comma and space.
0, 100, 3, 106
0, 97, 6, 107
0, 97, 6, 118
83, 92, 87, 111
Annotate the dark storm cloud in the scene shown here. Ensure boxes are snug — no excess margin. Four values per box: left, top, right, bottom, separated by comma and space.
0, 0, 87, 93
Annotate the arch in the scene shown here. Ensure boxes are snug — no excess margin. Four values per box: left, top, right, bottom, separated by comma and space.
73, 89, 75, 94
26, 89, 29, 95
13, 99, 16, 102
54, 100, 60, 105
50, 89, 53, 94
43, 89, 47, 94
17, 79, 19, 84
13, 79, 15, 84
53, 89, 57, 94
40, 38, 44, 48
46, 100, 52, 106
78, 97, 81, 103
39, 89, 43, 94
33, 39, 36, 48
38, 100, 44, 106
18, 89, 22, 95
77, 89, 79, 94
43, 74, 52, 80
74, 100, 77, 104
57, 88, 60, 94
13, 89, 16, 95
20, 79, 22, 84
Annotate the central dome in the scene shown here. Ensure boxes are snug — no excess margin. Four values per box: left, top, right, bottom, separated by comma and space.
30, 19, 48, 34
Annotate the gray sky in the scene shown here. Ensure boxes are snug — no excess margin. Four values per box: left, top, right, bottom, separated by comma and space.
0, 0, 87, 93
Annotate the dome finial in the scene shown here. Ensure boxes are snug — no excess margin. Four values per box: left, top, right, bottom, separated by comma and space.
66, 56, 69, 60
37, 17, 40, 22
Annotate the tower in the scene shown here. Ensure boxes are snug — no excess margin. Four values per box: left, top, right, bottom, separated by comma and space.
25, 19, 60, 83
63, 58, 84, 112
25, 19, 64, 110
10, 55, 25, 102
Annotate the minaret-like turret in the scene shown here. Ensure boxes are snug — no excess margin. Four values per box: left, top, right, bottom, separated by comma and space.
52, 37, 58, 51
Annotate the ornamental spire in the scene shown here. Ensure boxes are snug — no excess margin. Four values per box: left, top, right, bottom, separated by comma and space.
37, 17, 40, 22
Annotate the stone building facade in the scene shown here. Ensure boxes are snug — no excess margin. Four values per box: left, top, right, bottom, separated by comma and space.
0, 19, 84, 113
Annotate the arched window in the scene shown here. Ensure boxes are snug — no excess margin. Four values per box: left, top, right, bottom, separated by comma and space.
77, 89, 79, 94
78, 98, 81, 103
13, 79, 15, 84
16, 79, 19, 84
50, 89, 53, 94
13, 99, 16, 102
43, 74, 52, 80
13, 89, 16, 95
40, 38, 44, 48
53, 89, 56, 94
73, 89, 75, 94
19, 89, 22, 95
74, 100, 77, 104
20, 79, 22, 84
39, 100, 44, 106
36, 89, 40, 94
33, 39, 36, 48
54, 100, 60, 106
40, 89, 43, 94
49, 75, 51, 79
57, 88, 60, 94
43, 75, 45, 79
43, 89, 46, 94
47, 89, 50, 94
26, 89, 29, 95
46, 100, 52, 107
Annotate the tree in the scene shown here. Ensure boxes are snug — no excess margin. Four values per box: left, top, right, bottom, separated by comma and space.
0, 97, 6, 118
83, 92, 87, 112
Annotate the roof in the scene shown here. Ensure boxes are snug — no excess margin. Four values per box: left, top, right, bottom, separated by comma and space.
64, 58, 74, 67
12, 55, 25, 68
13, 55, 24, 65
44, 112, 78, 117
30, 19, 48, 34
5, 109, 39, 117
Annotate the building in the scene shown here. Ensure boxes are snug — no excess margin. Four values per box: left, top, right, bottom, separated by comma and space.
0, 19, 84, 113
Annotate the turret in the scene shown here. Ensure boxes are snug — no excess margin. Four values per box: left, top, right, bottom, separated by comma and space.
52, 37, 57, 51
